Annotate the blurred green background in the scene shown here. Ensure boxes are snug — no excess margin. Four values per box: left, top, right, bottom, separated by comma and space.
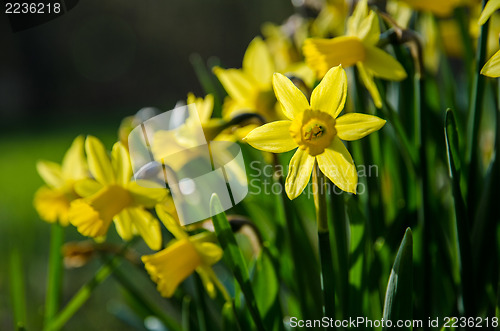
0, 0, 294, 329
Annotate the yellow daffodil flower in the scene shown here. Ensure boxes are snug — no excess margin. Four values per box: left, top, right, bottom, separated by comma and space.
34, 136, 88, 226
303, 0, 407, 108
142, 204, 226, 299
398, 0, 462, 17
213, 37, 283, 121
479, 0, 500, 77
69, 136, 166, 250
244, 66, 386, 199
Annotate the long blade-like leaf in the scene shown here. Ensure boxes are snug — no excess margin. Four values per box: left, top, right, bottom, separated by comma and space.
210, 194, 265, 331
383, 228, 413, 330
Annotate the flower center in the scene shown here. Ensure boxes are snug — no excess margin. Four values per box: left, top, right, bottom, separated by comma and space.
290, 109, 336, 156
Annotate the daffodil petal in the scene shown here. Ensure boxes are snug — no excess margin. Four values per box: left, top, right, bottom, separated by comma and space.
34, 186, 70, 224
317, 137, 357, 194
310, 65, 347, 118
243, 120, 297, 153
188, 93, 214, 123
364, 46, 407, 81
358, 10, 380, 45
272, 73, 310, 120
128, 181, 167, 208
481, 50, 500, 77
357, 63, 382, 108
479, 0, 500, 25
129, 207, 162, 251
114, 209, 134, 241
85, 136, 115, 185
111, 142, 131, 186
37, 160, 64, 188
156, 204, 187, 239
194, 241, 223, 266
74, 179, 102, 197
62, 135, 87, 180
347, 0, 369, 36
303, 37, 365, 77
285, 149, 315, 199
243, 37, 274, 89
213, 67, 256, 101
336, 113, 386, 141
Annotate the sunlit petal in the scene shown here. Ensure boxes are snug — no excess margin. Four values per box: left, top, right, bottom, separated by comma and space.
156, 204, 186, 239
364, 46, 407, 81
356, 63, 382, 108
243, 120, 297, 153
481, 50, 500, 77
33, 186, 70, 225
317, 137, 357, 194
113, 209, 134, 241
37, 160, 64, 188
285, 149, 315, 199
243, 37, 274, 89
272, 73, 310, 120
358, 11, 380, 45
193, 241, 223, 266
74, 178, 102, 198
213, 67, 256, 101
336, 113, 386, 141
62, 135, 87, 180
310, 65, 347, 118
303, 37, 365, 76
128, 207, 162, 251
85, 136, 115, 185
111, 142, 131, 186
479, 0, 500, 25
128, 181, 167, 208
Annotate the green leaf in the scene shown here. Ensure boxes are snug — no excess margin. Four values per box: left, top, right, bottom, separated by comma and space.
382, 228, 413, 330
252, 247, 279, 319
210, 194, 265, 331
445, 109, 475, 316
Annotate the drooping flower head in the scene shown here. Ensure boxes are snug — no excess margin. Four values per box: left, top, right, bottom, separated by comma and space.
303, 0, 407, 108
142, 204, 224, 298
34, 136, 88, 226
244, 65, 386, 199
69, 136, 166, 250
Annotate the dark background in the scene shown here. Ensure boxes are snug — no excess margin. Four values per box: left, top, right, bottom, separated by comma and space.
0, 0, 294, 127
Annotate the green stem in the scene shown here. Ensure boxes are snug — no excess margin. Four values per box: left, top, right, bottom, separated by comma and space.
44, 223, 65, 325
9, 247, 27, 330
466, 0, 489, 215
415, 71, 432, 321
329, 186, 348, 319
44, 241, 135, 331
313, 162, 335, 319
